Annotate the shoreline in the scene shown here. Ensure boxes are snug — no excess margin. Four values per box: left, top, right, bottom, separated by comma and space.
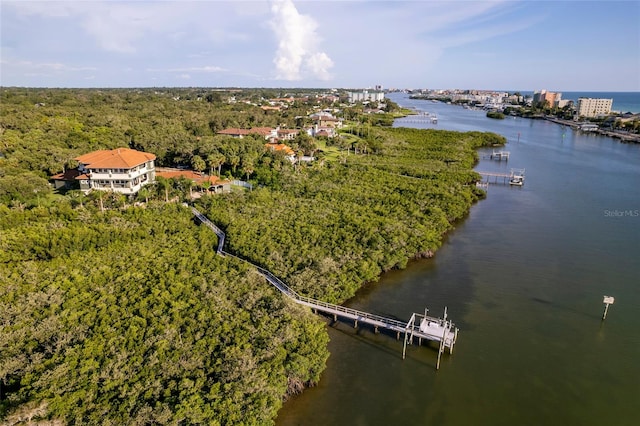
405, 96, 640, 144
279, 93, 640, 425
544, 117, 640, 143
277, 128, 496, 420
276, 148, 490, 424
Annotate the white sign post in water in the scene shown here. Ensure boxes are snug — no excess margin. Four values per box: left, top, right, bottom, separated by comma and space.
602, 296, 615, 320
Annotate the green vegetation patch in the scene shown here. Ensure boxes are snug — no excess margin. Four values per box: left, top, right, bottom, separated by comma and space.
0, 203, 328, 424
486, 111, 505, 119
196, 127, 503, 304
0, 88, 505, 424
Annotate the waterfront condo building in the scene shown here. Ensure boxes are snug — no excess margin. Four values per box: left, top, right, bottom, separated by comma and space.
577, 98, 613, 118
347, 90, 385, 103
533, 90, 562, 107
70, 148, 156, 195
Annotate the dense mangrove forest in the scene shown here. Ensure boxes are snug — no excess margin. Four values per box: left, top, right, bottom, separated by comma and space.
0, 88, 503, 424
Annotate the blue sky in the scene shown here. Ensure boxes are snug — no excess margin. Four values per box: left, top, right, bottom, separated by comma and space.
1, 0, 639, 91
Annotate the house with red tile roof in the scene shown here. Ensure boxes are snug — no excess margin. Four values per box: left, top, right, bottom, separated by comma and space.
309, 112, 343, 128
260, 105, 282, 112
155, 168, 231, 194
52, 148, 156, 195
51, 169, 85, 190
217, 127, 276, 139
315, 129, 333, 138
276, 128, 299, 140
264, 142, 296, 162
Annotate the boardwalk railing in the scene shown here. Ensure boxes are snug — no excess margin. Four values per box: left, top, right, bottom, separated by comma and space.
192, 207, 458, 366
192, 208, 225, 254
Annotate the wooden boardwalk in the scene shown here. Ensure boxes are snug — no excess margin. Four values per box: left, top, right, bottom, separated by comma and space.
396, 113, 438, 124
192, 208, 458, 367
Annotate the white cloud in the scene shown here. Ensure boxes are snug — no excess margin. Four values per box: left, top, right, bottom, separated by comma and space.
306, 52, 333, 81
4, 1, 241, 54
2, 1, 634, 90
269, 0, 333, 81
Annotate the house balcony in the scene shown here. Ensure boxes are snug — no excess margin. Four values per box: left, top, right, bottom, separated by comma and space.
88, 171, 113, 179
90, 182, 140, 195
89, 166, 151, 180
127, 167, 149, 179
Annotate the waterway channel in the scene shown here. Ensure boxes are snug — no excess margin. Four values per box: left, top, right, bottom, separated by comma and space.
277, 93, 640, 425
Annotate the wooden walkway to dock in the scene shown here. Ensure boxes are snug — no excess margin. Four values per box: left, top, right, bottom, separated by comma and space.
396, 113, 438, 124
192, 208, 458, 368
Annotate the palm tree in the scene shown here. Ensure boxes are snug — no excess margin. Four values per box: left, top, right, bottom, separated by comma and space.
241, 159, 254, 181
137, 186, 150, 204
228, 154, 240, 174
207, 152, 225, 176
191, 155, 206, 173
177, 177, 195, 201
156, 177, 171, 202
68, 189, 85, 208
113, 192, 127, 209
87, 190, 105, 212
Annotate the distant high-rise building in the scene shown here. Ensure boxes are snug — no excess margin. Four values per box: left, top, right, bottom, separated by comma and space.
533, 89, 562, 107
556, 99, 572, 109
577, 98, 613, 117
348, 90, 385, 103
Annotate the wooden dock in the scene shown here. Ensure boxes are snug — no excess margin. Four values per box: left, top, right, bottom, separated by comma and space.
489, 150, 510, 161
192, 208, 459, 367
396, 113, 438, 124
477, 168, 525, 185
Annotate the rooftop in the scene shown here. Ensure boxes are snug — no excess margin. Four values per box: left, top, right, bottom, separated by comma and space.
217, 127, 274, 136
155, 168, 229, 185
75, 148, 156, 169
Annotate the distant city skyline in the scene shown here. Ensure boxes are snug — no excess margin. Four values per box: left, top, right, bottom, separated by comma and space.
1, 1, 639, 91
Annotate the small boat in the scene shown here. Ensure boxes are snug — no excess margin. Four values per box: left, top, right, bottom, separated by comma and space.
509, 176, 524, 186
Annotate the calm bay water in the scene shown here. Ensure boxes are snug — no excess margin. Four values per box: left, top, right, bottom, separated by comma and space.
277, 93, 640, 426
